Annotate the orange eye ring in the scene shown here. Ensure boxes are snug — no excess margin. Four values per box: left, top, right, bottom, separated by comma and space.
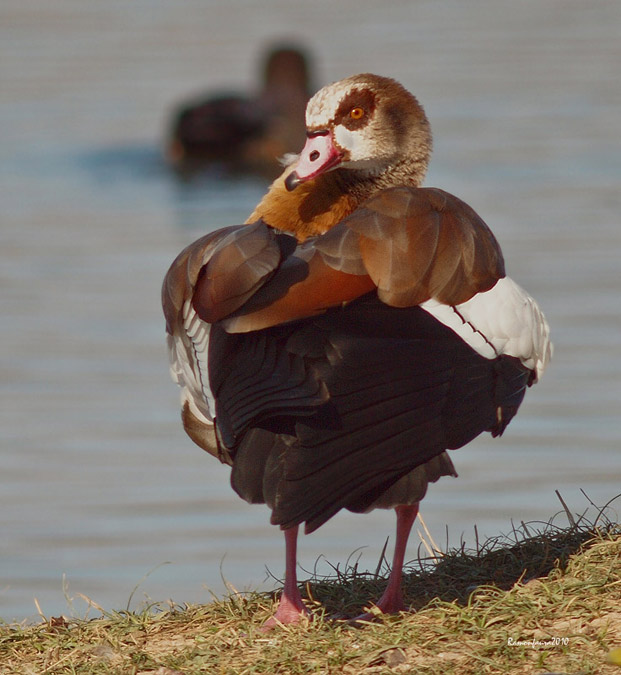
350, 107, 365, 120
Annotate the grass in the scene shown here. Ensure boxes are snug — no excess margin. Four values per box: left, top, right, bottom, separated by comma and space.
2, 496, 620, 675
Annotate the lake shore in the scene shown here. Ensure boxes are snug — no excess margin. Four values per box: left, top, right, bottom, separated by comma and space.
3, 518, 619, 674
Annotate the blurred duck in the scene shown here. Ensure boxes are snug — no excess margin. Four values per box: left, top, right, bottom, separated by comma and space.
162, 74, 552, 629
166, 46, 313, 177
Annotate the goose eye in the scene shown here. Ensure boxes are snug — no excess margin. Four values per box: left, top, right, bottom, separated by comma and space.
350, 107, 365, 120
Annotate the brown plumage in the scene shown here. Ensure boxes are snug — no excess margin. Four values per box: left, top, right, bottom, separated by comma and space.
162, 73, 551, 629
246, 170, 359, 239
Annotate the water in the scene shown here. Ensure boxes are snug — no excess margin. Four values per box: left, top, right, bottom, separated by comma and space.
1, 0, 620, 622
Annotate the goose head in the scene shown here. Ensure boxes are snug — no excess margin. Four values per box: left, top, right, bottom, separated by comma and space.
285, 73, 432, 191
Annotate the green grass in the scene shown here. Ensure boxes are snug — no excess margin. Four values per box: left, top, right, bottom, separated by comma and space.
2, 500, 620, 675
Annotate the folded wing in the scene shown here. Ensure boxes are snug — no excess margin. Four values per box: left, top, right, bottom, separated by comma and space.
222, 187, 505, 332
162, 187, 549, 530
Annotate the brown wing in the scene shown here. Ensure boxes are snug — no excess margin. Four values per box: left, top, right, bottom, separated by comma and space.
345, 187, 505, 306
162, 221, 288, 463
162, 221, 286, 335
222, 250, 376, 333
223, 187, 504, 333
163, 188, 512, 505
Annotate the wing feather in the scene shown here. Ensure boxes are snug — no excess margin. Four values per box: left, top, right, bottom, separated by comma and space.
222, 187, 505, 333
191, 221, 287, 323
343, 187, 505, 306
162, 187, 547, 514
219, 296, 534, 532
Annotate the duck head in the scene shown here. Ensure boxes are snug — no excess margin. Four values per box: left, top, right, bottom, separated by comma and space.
285, 74, 432, 191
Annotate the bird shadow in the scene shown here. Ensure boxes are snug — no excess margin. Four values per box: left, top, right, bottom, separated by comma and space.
294, 491, 620, 619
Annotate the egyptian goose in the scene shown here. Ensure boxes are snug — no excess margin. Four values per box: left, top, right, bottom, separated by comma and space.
166, 46, 312, 177
162, 73, 551, 629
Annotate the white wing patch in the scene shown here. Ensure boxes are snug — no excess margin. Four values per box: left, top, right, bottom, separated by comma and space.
421, 277, 552, 381
167, 300, 216, 425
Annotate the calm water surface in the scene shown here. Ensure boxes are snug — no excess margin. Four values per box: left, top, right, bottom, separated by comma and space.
1, 0, 620, 621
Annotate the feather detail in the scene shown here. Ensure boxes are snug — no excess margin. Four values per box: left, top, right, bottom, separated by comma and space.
348, 187, 505, 306
422, 277, 552, 380
246, 170, 359, 239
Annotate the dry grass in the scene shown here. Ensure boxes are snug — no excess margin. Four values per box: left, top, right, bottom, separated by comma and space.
2, 497, 620, 674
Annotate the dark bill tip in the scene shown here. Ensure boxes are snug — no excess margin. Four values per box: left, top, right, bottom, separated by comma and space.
284, 171, 301, 192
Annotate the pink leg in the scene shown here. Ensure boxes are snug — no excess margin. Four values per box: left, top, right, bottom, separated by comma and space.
261, 526, 309, 630
354, 503, 419, 621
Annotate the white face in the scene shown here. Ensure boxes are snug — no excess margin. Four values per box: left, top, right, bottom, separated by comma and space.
304, 78, 395, 169
305, 80, 350, 128
333, 125, 369, 166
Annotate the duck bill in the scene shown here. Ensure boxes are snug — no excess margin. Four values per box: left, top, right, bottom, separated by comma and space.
285, 131, 343, 191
